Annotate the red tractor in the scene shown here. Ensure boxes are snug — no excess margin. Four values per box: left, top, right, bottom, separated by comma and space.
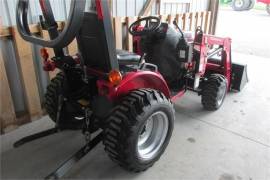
14, 0, 248, 179
231, 0, 270, 14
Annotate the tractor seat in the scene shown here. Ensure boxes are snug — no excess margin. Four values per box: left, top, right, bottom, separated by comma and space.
116, 49, 141, 65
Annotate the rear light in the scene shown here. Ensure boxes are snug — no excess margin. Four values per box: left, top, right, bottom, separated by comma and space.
108, 69, 122, 86
40, 48, 49, 60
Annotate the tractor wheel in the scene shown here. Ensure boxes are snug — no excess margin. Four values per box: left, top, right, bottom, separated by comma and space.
232, 0, 250, 11
247, 0, 256, 10
201, 74, 227, 111
266, 4, 270, 15
247, 0, 255, 10
103, 89, 174, 172
44, 72, 83, 129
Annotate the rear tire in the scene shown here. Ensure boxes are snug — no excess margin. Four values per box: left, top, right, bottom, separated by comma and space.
247, 0, 255, 10
103, 89, 174, 172
44, 72, 83, 129
201, 74, 227, 111
232, 0, 250, 11
266, 4, 270, 15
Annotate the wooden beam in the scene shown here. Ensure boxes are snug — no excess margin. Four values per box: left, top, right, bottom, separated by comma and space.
0, 22, 61, 38
194, 12, 199, 29
0, 27, 12, 38
208, 0, 219, 35
182, 13, 186, 30
0, 47, 17, 133
204, 11, 211, 34
12, 27, 43, 120
139, 0, 155, 16
189, 13, 194, 31
156, 0, 161, 15
114, 17, 123, 49
126, 17, 134, 52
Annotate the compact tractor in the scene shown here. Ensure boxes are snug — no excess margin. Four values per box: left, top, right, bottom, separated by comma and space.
14, 0, 248, 179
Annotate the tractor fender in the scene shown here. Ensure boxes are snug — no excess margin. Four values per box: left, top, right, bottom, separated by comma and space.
112, 71, 170, 100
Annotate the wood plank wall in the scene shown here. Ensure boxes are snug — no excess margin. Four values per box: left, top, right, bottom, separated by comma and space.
0, 11, 212, 134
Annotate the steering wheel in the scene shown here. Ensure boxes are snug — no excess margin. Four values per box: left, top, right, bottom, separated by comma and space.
16, 0, 86, 49
128, 16, 161, 36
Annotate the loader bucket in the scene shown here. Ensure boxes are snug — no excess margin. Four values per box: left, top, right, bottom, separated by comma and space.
231, 62, 248, 91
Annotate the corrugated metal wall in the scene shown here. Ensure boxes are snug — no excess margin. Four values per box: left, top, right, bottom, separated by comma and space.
0, 0, 210, 115
0, 0, 210, 25
161, 0, 210, 14
111, 0, 210, 16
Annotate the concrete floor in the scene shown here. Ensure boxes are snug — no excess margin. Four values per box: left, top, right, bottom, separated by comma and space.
1, 52, 270, 180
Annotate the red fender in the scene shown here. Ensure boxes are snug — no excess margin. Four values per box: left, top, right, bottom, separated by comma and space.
97, 71, 170, 101
257, 0, 270, 4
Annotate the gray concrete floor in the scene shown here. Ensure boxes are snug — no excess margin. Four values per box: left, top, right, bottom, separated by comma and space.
1, 52, 270, 180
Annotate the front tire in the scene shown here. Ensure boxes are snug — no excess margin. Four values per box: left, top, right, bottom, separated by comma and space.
103, 89, 174, 172
247, 0, 255, 10
232, 0, 250, 11
266, 4, 270, 15
201, 74, 227, 111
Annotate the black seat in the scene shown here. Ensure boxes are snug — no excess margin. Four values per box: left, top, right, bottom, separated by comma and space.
78, 11, 141, 70
116, 49, 141, 65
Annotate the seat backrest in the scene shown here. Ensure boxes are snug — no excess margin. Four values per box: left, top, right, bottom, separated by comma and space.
77, 1, 118, 73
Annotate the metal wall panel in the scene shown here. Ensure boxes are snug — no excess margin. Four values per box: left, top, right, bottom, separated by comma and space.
111, 0, 210, 17
1, 0, 27, 113
160, 0, 210, 14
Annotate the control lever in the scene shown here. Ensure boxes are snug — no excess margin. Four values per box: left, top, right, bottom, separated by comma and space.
173, 20, 188, 47
173, 21, 184, 36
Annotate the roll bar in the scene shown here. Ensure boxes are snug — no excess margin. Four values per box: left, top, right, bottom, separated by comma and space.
16, 0, 86, 49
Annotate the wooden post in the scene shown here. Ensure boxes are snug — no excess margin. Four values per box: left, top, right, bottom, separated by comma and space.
114, 17, 123, 49
194, 12, 199, 29
12, 28, 43, 120
204, 11, 211, 34
156, 0, 161, 15
189, 13, 194, 31
0, 46, 17, 133
126, 17, 134, 52
208, 0, 219, 35
200, 12, 204, 28
182, 13, 186, 30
